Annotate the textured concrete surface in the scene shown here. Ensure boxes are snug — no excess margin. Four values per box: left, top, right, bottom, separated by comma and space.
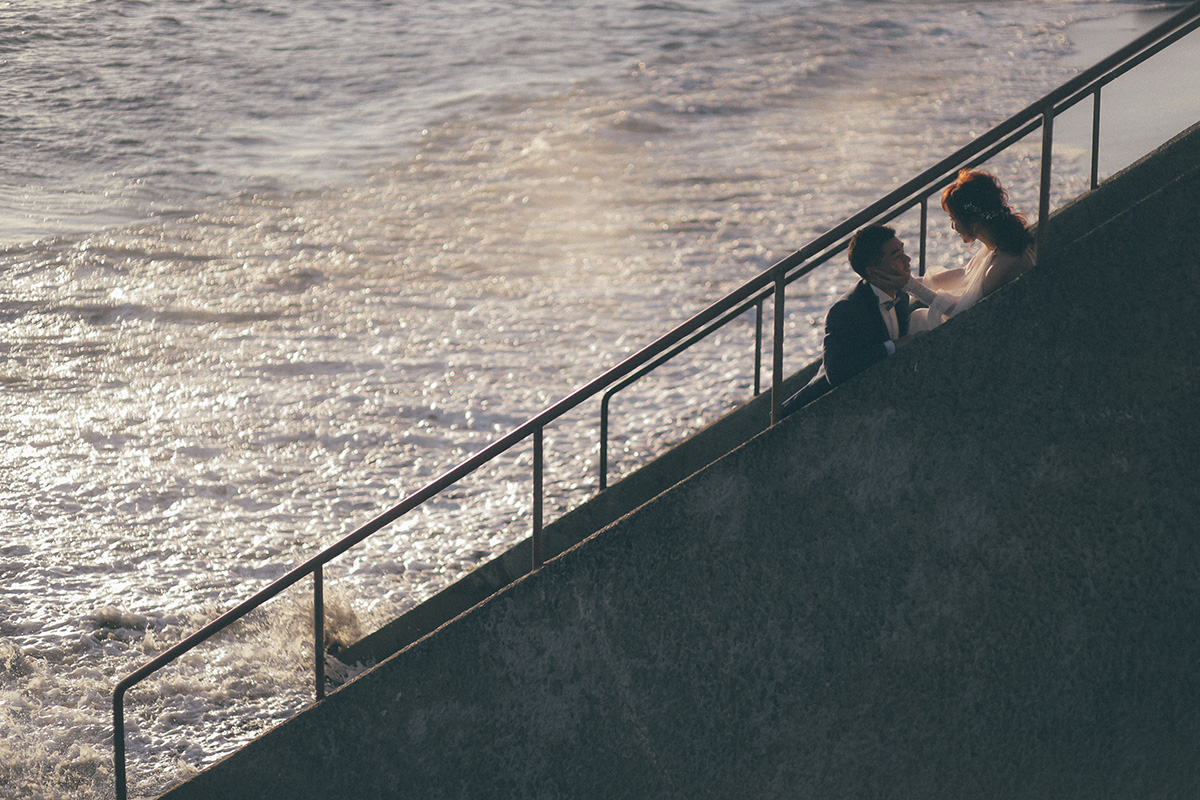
160, 123, 1200, 800
336, 360, 817, 669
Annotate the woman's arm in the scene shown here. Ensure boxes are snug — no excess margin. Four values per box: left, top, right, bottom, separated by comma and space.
903, 276, 959, 326
922, 267, 966, 289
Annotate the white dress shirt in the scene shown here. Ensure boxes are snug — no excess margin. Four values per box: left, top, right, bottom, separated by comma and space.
871, 284, 899, 353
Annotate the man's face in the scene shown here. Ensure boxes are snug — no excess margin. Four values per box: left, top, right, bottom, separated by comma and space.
865, 237, 912, 294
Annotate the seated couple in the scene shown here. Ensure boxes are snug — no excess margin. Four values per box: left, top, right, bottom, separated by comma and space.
782, 169, 1035, 415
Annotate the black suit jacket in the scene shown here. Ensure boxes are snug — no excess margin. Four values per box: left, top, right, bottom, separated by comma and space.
782, 280, 909, 415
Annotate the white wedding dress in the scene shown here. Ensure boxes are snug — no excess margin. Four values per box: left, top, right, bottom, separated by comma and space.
906, 245, 1034, 334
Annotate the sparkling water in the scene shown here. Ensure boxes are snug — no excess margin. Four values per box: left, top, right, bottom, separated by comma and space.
0, 1, 1194, 797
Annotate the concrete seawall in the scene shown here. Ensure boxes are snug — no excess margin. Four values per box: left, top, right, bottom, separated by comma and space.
161, 123, 1200, 799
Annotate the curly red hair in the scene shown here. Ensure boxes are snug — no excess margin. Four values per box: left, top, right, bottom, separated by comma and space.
940, 169, 1032, 255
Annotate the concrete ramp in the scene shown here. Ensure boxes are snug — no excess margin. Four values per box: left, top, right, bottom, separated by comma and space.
162, 123, 1200, 799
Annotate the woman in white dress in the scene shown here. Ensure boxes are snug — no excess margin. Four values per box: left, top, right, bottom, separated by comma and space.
905, 169, 1036, 334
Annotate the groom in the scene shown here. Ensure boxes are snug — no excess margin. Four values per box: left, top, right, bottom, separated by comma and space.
782, 223, 913, 415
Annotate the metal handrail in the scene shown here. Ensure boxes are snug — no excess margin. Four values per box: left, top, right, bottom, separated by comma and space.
599, 5, 1200, 472
113, 3, 1200, 797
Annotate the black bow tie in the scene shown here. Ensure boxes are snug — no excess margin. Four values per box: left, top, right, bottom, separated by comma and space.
881, 296, 901, 311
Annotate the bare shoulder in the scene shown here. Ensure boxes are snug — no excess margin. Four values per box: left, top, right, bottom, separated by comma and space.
982, 247, 1034, 294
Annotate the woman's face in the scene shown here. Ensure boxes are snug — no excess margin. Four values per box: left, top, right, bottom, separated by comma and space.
949, 212, 975, 244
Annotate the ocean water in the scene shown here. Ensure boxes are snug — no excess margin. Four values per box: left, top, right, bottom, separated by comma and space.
0, 1, 1195, 797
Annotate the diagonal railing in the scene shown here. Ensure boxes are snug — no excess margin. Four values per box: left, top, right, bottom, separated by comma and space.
113, 3, 1200, 797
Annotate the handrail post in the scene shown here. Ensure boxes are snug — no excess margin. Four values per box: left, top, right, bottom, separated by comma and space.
770, 265, 786, 425
1090, 88, 1102, 190
1037, 110, 1055, 258
314, 566, 325, 701
919, 197, 928, 277
753, 299, 764, 396
532, 427, 544, 569
114, 687, 128, 800
598, 398, 609, 492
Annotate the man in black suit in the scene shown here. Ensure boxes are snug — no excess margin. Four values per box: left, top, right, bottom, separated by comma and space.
782, 224, 913, 415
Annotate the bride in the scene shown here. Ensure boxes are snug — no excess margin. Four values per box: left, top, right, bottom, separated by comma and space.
905, 169, 1036, 334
